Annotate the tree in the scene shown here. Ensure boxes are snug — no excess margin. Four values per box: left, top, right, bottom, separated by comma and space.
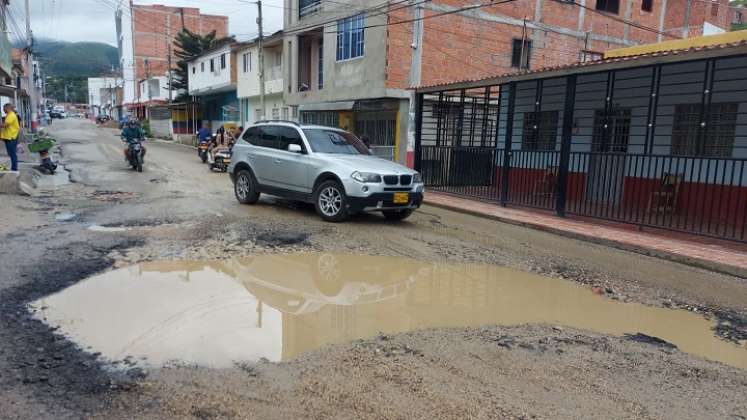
172, 29, 235, 102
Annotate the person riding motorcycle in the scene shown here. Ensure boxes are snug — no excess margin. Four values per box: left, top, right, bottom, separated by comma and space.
121, 119, 146, 161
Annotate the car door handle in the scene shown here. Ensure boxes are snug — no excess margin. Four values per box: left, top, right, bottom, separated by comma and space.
274, 158, 283, 164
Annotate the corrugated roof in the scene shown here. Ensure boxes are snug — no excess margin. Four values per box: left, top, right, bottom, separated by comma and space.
415, 39, 747, 92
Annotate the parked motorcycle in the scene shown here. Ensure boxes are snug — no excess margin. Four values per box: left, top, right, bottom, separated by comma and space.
208, 147, 232, 172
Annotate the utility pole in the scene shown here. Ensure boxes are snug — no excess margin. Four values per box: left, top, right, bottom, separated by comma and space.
145, 58, 152, 102
682, 0, 692, 38
167, 42, 173, 103
406, 0, 424, 165
25, 0, 37, 131
256, 1, 265, 119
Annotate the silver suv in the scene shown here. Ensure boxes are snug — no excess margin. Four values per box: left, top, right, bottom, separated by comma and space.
228, 121, 424, 222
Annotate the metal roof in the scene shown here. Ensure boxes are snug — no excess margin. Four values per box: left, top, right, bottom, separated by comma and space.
415, 39, 747, 93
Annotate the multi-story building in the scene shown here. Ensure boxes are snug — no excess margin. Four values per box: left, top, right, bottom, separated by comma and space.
235, 31, 288, 126
115, 2, 229, 109
187, 43, 239, 130
87, 77, 121, 118
282, 0, 731, 166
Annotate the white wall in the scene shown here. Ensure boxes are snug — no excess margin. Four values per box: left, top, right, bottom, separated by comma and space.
88, 77, 119, 110
138, 76, 173, 102
236, 44, 284, 99
119, 2, 137, 105
188, 45, 233, 95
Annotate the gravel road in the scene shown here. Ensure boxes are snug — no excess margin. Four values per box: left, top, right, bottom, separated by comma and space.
0, 119, 745, 419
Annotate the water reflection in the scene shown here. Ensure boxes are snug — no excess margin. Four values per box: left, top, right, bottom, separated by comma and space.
31, 253, 747, 369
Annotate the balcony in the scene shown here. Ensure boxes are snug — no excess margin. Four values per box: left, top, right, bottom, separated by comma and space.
0, 31, 12, 78
299, 0, 321, 18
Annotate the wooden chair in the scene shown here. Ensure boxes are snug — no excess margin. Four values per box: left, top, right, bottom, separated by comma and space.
647, 173, 682, 214
534, 166, 559, 198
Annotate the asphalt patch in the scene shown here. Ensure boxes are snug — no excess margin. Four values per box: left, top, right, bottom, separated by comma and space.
625, 333, 678, 349
254, 231, 310, 247
0, 235, 145, 413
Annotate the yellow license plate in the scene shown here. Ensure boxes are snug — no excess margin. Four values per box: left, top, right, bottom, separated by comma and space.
393, 192, 409, 204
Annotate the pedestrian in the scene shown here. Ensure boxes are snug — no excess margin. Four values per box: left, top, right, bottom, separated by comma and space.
1, 103, 21, 171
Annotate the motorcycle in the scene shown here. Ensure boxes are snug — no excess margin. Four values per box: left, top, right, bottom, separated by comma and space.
208, 147, 232, 172
122, 136, 145, 172
198, 141, 209, 163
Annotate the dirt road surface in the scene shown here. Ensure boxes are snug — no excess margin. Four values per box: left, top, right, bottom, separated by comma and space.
1, 119, 745, 419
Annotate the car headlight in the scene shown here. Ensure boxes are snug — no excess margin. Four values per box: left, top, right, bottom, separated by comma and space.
351, 171, 382, 183
413, 173, 423, 184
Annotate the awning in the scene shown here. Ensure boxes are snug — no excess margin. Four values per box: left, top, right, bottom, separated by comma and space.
0, 84, 17, 98
299, 101, 355, 112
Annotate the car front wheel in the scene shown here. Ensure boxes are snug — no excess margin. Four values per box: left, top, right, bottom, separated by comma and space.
234, 169, 260, 204
315, 180, 348, 222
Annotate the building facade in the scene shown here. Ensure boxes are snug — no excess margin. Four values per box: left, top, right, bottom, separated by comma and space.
282, 0, 731, 166
235, 32, 288, 126
116, 2, 229, 107
87, 77, 121, 118
188, 43, 239, 130
414, 37, 747, 242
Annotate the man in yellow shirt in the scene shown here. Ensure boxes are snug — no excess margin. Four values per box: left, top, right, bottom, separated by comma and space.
1, 103, 20, 171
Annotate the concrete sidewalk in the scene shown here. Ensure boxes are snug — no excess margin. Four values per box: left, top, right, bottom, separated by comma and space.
425, 192, 747, 279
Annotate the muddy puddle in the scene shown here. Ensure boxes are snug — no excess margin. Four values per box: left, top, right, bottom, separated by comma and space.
30, 253, 747, 369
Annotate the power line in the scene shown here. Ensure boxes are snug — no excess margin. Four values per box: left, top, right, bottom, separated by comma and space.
286, 0, 418, 35
557, 0, 680, 39
321, 0, 519, 34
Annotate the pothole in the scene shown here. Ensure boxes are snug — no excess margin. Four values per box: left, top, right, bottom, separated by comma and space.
28, 253, 747, 370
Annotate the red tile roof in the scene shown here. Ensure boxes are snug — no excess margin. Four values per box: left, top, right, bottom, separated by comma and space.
415, 39, 747, 91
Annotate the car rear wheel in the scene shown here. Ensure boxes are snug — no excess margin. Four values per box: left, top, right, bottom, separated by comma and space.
382, 209, 414, 221
315, 180, 348, 222
234, 169, 260, 204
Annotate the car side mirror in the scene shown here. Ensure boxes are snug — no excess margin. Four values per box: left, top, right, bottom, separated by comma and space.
288, 144, 303, 154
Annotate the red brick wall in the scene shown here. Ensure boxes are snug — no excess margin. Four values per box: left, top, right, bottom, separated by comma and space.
663, 0, 730, 36
386, 0, 731, 90
131, 5, 228, 99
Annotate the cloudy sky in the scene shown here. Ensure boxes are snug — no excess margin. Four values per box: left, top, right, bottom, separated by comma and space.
9, 0, 285, 46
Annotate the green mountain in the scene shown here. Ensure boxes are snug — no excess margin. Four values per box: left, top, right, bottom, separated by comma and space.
14, 39, 120, 103
32, 39, 119, 77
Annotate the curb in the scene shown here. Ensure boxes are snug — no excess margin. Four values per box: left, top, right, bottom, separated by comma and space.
424, 198, 747, 279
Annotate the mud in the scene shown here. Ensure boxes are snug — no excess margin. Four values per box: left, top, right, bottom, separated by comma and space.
31, 253, 747, 370
3, 119, 747, 419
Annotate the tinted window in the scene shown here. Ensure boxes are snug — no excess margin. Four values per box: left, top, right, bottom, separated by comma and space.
242, 127, 261, 144
302, 129, 369, 154
256, 126, 281, 149
277, 127, 305, 152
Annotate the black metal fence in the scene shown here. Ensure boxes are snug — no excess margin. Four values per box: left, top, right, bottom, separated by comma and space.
415, 54, 747, 242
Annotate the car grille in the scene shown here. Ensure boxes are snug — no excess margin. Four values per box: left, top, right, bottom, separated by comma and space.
383, 175, 398, 185
400, 175, 412, 185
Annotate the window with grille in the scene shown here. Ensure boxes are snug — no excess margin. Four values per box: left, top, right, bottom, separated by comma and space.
592, 108, 631, 153
318, 40, 324, 89
336, 14, 365, 61
210, 59, 215, 72
299, 0, 321, 18
672, 103, 737, 158
596, 0, 620, 13
522, 111, 559, 151
511, 39, 531, 69
243, 53, 251, 73
711, 1, 719, 17
220, 54, 226, 69
641, 0, 653, 12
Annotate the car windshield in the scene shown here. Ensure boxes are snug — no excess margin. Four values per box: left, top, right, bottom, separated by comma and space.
302, 129, 370, 155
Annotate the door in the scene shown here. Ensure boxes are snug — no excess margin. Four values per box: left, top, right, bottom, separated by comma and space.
247, 126, 283, 187
587, 108, 630, 205
268, 127, 311, 193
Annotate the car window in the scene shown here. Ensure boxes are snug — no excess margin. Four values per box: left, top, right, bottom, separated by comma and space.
302, 129, 370, 155
277, 127, 305, 152
241, 127, 260, 144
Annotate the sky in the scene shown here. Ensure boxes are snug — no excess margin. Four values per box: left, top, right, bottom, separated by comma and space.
7, 0, 285, 46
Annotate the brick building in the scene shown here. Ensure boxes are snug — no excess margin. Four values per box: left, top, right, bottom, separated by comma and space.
116, 2, 229, 108
283, 0, 731, 166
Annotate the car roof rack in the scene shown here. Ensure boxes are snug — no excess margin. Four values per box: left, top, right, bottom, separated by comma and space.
254, 119, 301, 126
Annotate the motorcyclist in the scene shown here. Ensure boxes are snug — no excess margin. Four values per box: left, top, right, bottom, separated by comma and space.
208, 126, 227, 164
121, 119, 146, 162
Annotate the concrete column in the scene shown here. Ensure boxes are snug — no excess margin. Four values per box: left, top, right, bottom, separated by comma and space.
623, 0, 634, 41
657, 0, 668, 42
